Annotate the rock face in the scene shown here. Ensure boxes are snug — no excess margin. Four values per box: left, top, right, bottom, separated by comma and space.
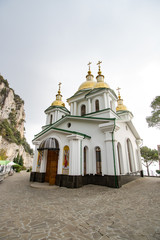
0, 75, 33, 167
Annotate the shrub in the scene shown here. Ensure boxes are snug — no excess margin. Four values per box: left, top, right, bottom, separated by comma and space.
156, 170, 160, 174
13, 165, 22, 172
21, 166, 26, 170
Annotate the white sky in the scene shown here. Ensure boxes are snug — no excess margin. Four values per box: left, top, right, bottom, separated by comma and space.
0, 0, 160, 150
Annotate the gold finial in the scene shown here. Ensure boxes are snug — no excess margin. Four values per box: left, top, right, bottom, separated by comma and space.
58, 82, 62, 94
97, 61, 102, 75
87, 62, 92, 74
116, 87, 121, 99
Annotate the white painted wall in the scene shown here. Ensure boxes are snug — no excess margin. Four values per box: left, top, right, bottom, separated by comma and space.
115, 122, 142, 174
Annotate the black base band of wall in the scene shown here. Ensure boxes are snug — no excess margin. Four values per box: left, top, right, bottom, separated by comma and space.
30, 172, 142, 188
30, 172, 45, 183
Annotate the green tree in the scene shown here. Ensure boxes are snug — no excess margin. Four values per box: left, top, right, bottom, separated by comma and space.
140, 146, 158, 176
146, 96, 160, 129
13, 153, 24, 166
19, 155, 23, 166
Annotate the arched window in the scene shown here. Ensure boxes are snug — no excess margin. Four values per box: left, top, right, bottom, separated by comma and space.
96, 147, 102, 175
50, 115, 53, 124
127, 139, 134, 172
95, 100, 99, 112
81, 105, 86, 116
117, 143, 123, 174
84, 146, 87, 175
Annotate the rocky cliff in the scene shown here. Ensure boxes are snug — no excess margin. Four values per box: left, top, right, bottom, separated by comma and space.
0, 75, 33, 167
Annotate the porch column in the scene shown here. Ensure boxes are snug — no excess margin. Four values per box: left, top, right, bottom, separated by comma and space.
99, 122, 120, 175
67, 134, 84, 175
32, 142, 40, 172
40, 150, 48, 173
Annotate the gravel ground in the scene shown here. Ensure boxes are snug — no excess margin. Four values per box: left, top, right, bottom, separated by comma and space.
0, 171, 160, 240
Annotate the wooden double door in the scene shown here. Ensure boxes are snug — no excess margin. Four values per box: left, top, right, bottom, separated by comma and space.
45, 150, 59, 185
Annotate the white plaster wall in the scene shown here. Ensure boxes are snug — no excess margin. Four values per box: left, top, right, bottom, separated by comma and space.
77, 100, 88, 115
90, 95, 104, 112
57, 119, 108, 175
115, 122, 141, 174
46, 110, 67, 125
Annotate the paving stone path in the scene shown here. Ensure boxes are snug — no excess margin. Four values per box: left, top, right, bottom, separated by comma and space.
0, 172, 160, 240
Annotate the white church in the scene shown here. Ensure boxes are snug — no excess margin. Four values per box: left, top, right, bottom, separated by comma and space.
30, 62, 143, 188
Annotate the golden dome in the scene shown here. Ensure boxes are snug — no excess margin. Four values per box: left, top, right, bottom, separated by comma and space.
78, 62, 96, 90
78, 80, 96, 90
116, 88, 127, 112
94, 81, 109, 89
51, 82, 65, 107
116, 102, 127, 111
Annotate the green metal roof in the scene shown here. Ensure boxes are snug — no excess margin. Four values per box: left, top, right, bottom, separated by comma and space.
33, 126, 91, 141
44, 105, 70, 113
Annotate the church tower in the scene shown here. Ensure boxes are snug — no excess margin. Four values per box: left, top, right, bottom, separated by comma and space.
67, 61, 117, 118
44, 83, 70, 125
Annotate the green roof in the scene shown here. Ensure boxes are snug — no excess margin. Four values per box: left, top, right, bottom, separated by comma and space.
44, 105, 70, 113
33, 126, 91, 141
84, 108, 119, 118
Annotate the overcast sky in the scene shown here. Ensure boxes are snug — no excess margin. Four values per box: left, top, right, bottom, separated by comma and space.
0, 0, 160, 150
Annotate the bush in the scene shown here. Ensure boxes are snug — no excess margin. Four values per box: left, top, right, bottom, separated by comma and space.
156, 170, 160, 174
21, 166, 26, 170
13, 165, 22, 172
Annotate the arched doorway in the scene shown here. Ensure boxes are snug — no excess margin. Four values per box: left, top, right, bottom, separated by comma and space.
38, 138, 59, 185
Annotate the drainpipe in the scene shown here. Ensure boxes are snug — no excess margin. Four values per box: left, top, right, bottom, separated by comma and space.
80, 140, 82, 175
111, 119, 119, 188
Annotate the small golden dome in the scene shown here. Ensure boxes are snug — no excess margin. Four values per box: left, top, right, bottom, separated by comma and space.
94, 61, 109, 89
116, 87, 127, 112
78, 62, 96, 90
51, 82, 65, 107
116, 102, 127, 111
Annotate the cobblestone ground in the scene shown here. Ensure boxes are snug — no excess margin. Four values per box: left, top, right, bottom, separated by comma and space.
0, 172, 160, 240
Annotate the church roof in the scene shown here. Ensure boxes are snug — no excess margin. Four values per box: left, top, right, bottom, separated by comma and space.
44, 105, 70, 114
33, 115, 117, 142
33, 126, 91, 142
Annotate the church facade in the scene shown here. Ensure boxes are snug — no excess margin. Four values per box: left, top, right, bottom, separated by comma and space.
30, 62, 143, 188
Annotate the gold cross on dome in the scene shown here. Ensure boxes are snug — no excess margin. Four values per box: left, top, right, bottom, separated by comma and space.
58, 82, 62, 89
97, 61, 102, 67
97, 61, 102, 74
88, 62, 92, 71
116, 87, 121, 99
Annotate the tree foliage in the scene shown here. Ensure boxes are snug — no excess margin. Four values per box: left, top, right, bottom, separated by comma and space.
0, 119, 33, 154
140, 146, 158, 176
146, 96, 160, 129
13, 153, 24, 166
0, 149, 8, 160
